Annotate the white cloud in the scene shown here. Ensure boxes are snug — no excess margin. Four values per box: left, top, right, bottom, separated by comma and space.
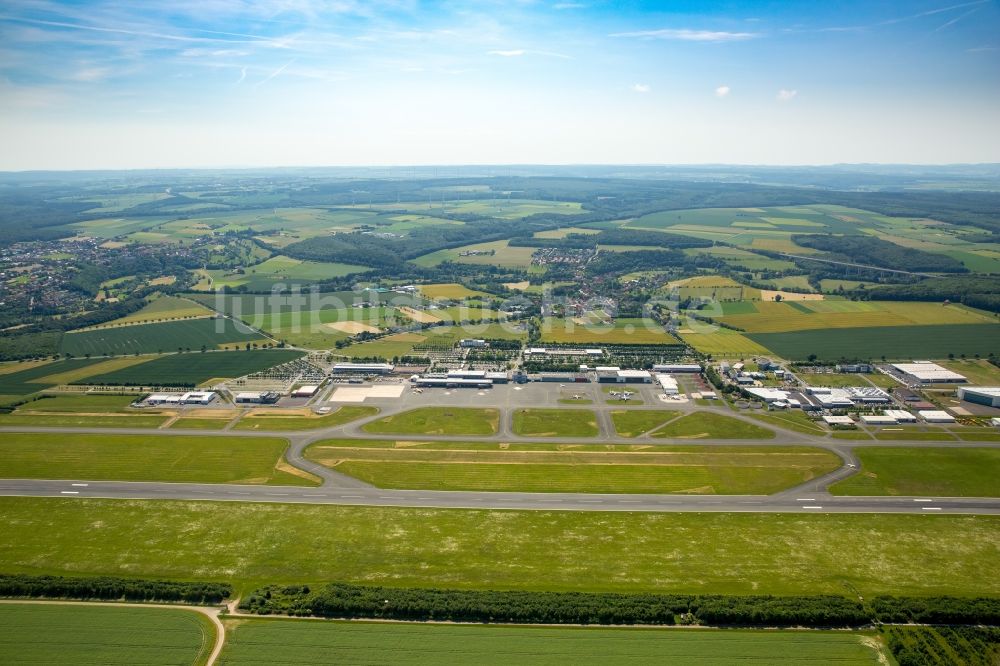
554, 2, 586, 8
610, 29, 759, 42
632, 83, 650, 93
488, 49, 525, 57
777, 88, 797, 101
715, 85, 730, 97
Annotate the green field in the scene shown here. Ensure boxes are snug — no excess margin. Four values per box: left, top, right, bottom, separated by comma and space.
539, 317, 681, 344
305, 440, 839, 494
748, 411, 828, 436
610, 410, 681, 437
168, 417, 234, 430
197, 256, 369, 291
677, 326, 774, 357
232, 406, 379, 431
652, 412, 777, 439
0, 358, 111, 402
511, 408, 599, 437
15, 394, 137, 412
219, 619, 883, 666
99, 295, 214, 326
418, 282, 491, 300
0, 432, 316, 485
0, 413, 169, 428
413, 240, 539, 269
60, 318, 267, 356
362, 407, 499, 435
2, 497, 997, 597
80, 350, 304, 386
720, 301, 993, 334
749, 324, 1000, 361
0, 603, 215, 666
830, 447, 1000, 497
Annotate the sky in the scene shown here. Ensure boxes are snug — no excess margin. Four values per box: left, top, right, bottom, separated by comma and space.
0, 0, 998, 170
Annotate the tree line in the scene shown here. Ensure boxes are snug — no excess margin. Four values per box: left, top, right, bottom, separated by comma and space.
0, 574, 230, 604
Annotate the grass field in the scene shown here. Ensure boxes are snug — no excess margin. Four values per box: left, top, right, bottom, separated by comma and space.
413, 240, 539, 269
539, 317, 681, 344
651, 412, 776, 439
0, 603, 215, 666
511, 408, 599, 437
2, 497, 997, 597
611, 410, 681, 437
748, 411, 828, 435
0, 358, 112, 402
80, 350, 304, 386
232, 406, 378, 431
829, 447, 1000, 497
168, 417, 234, 429
720, 301, 994, 334
305, 440, 839, 494
60, 317, 266, 356
219, 619, 883, 666
0, 413, 169, 428
97, 295, 214, 327
195, 255, 368, 290
418, 283, 490, 300
362, 407, 499, 435
15, 394, 137, 412
0, 432, 316, 485
939, 358, 1000, 385
749, 324, 1000, 361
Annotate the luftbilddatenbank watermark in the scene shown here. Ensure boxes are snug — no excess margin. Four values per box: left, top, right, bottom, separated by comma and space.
214, 284, 723, 341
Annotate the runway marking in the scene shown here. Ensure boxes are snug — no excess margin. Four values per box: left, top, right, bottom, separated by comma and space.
341, 495, 364, 498
71, 483, 89, 487
913, 499, 934, 502
796, 498, 815, 502
539, 499, 563, 503
922, 507, 942, 511
267, 493, 290, 496
801, 505, 823, 509
60, 491, 79, 495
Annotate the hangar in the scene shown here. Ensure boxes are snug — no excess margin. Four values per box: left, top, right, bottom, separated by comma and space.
958, 387, 1000, 408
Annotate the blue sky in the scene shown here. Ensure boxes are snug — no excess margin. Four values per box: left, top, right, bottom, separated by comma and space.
0, 0, 997, 169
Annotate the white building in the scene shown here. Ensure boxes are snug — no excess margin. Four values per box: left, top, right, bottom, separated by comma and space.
652, 364, 701, 373
918, 410, 956, 423
861, 414, 897, 425
655, 374, 679, 395
957, 386, 1000, 408
459, 339, 487, 348
884, 409, 917, 422
291, 385, 319, 398
181, 391, 216, 405
744, 387, 791, 403
892, 362, 967, 384
823, 415, 855, 426
147, 393, 181, 405
332, 362, 394, 374
235, 391, 280, 404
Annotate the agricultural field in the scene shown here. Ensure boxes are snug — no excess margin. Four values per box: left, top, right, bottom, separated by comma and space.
413, 239, 540, 270
0, 432, 317, 485
95, 295, 214, 327
418, 283, 491, 300
2, 497, 997, 597
0, 603, 215, 666
683, 246, 797, 272
0, 358, 118, 404
194, 255, 368, 291
749, 323, 1000, 361
362, 407, 500, 435
78, 350, 304, 387
0, 413, 169, 428
511, 408, 599, 437
939, 358, 1000, 385
352, 198, 583, 220
14, 394, 137, 412
304, 440, 839, 494
339, 323, 526, 359
829, 447, 1000, 497
666, 275, 760, 301
676, 325, 774, 357
232, 406, 378, 431
538, 317, 681, 344
60, 317, 267, 356
651, 412, 776, 439
611, 410, 681, 437
219, 618, 884, 666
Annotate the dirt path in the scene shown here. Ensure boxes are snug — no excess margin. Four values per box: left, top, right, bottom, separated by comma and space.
0, 599, 226, 666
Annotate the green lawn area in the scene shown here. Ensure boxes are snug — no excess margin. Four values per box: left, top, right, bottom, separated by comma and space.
748, 411, 828, 436
652, 412, 776, 439
362, 407, 499, 435
219, 619, 884, 666
539, 317, 682, 344
1, 497, 997, 597
0, 413, 169, 428
611, 410, 680, 437
511, 408, 599, 437
830, 447, 1000, 497
15, 394, 138, 413
305, 440, 839, 494
232, 406, 379, 431
0, 433, 316, 486
168, 417, 234, 430
872, 429, 958, 441
0, 603, 215, 666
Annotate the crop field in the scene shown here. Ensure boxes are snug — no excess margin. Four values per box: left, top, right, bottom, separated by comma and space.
232, 406, 379, 431
0, 358, 112, 402
651, 412, 776, 439
2, 497, 997, 597
829, 447, 1000, 497
363, 407, 499, 435
195, 255, 368, 290
98, 296, 214, 327
60, 317, 267, 356
15, 394, 137, 412
0, 413, 169, 428
539, 317, 681, 344
218, 619, 883, 666
305, 440, 839, 494
666, 275, 760, 301
0, 603, 215, 666
511, 408, 600, 437
749, 324, 1000, 361
418, 283, 491, 300
0, 432, 316, 485
413, 240, 539, 269
676, 325, 774, 356
611, 410, 681, 437
718, 300, 993, 334
339, 324, 526, 359
79, 350, 304, 386
354, 198, 583, 220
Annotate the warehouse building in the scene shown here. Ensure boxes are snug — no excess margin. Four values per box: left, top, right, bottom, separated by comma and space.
459, 339, 487, 348
181, 391, 217, 405
652, 363, 701, 373
884, 409, 917, 422
525, 347, 603, 358
235, 391, 280, 404
414, 377, 491, 389
146, 393, 182, 405
655, 374, 679, 395
485, 371, 509, 384
823, 415, 855, 427
332, 362, 395, 374
596, 367, 652, 384
918, 410, 956, 423
892, 362, 967, 384
957, 387, 1000, 408
861, 414, 897, 425
291, 385, 319, 398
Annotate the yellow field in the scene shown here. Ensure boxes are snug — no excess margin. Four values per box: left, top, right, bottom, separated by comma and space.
540, 317, 681, 344
719, 301, 994, 334
532, 226, 601, 239
96, 296, 213, 327
0, 360, 54, 376
678, 327, 773, 356
418, 283, 489, 300
30, 356, 153, 385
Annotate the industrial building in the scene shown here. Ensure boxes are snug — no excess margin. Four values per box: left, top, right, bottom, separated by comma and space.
652, 364, 701, 373
291, 385, 319, 398
459, 339, 487, 348
823, 415, 855, 426
332, 362, 395, 375
892, 362, 967, 384
414, 377, 491, 389
235, 391, 280, 404
806, 386, 890, 405
836, 363, 873, 373
596, 367, 652, 384
181, 391, 216, 405
535, 371, 588, 383
957, 387, 1000, 408
884, 409, 917, 422
655, 374, 679, 395
918, 410, 956, 423
525, 347, 603, 358
146, 393, 182, 405
861, 414, 897, 425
